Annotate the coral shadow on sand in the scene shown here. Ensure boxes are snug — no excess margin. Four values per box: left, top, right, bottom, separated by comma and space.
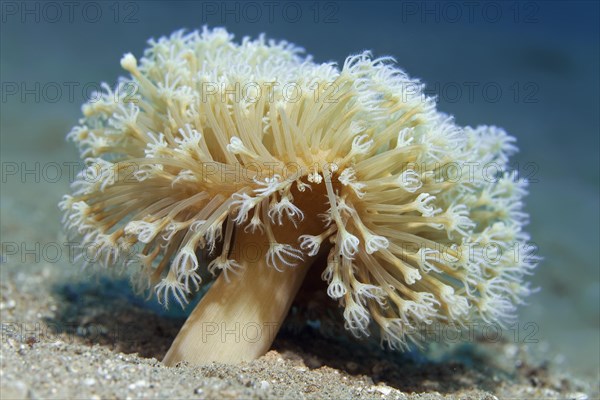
45, 277, 186, 360
274, 325, 510, 394
45, 276, 510, 394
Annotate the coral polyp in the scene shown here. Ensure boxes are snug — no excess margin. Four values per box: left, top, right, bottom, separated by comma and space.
60, 27, 537, 365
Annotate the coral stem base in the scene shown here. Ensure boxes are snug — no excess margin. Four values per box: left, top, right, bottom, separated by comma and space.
162, 229, 313, 365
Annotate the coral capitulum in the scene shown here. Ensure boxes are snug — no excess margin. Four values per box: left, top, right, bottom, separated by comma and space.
60, 27, 537, 365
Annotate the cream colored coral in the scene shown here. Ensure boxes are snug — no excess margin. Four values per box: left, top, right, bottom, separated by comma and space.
60, 27, 537, 362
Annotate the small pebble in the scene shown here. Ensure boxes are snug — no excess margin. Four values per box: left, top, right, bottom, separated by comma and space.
567, 393, 588, 400
0, 299, 16, 310
259, 380, 270, 390
374, 385, 393, 396
193, 387, 204, 395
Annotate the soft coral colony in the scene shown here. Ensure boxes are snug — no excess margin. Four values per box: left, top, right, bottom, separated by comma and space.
60, 27, 537, 365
